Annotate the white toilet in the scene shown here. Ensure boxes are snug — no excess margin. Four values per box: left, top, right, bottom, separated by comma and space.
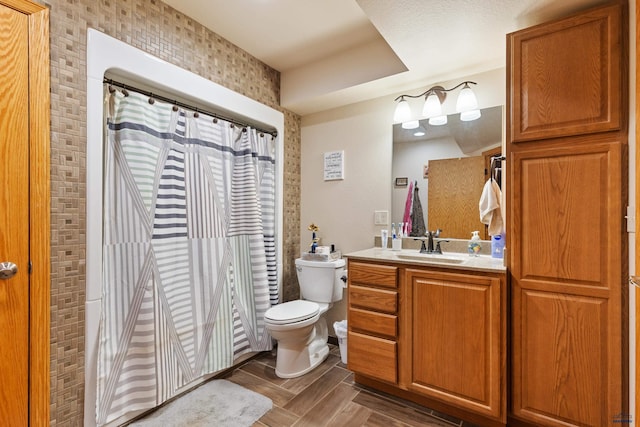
264, 257, 346, 378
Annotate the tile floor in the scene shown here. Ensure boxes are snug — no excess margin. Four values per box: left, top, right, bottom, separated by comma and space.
223, 344, 481, 427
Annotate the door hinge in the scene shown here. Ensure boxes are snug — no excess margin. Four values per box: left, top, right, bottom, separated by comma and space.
625, 206, 635, 233
28, 261, 32, 274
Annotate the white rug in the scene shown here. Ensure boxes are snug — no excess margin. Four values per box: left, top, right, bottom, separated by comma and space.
129, 379, 273, 427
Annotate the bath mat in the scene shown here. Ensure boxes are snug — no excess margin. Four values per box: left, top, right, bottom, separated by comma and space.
129, 379, 273, 427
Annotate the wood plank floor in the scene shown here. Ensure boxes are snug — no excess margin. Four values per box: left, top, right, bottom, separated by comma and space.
223, 344, 480, 427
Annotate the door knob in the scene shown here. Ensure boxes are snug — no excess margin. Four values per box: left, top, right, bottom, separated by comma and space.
0, 262, 17, 279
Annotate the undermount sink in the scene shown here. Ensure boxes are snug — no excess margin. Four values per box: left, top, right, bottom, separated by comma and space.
394, 253, 466, 264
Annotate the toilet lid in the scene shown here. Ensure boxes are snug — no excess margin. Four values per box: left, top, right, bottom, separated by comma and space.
265, 300, 319, 325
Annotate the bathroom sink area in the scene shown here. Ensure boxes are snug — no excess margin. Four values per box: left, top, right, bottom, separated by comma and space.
344, 248, 506, 273
394, 253, 466, 264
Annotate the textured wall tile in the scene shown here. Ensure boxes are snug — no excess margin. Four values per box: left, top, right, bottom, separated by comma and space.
43, 0, 301, 424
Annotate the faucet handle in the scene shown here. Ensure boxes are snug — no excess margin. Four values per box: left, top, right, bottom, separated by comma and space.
434, 239, 449, 254
414, 238, 428, 253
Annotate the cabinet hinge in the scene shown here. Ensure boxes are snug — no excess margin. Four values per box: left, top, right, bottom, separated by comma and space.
28, 261, 32, 274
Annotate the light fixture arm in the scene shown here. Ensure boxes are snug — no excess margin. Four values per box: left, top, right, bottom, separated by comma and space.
393, 81, 477, 102
393, 80, 480, 124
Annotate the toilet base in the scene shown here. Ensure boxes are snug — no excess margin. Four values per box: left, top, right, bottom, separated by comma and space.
275, 343, 329, 378
272, 317, 330, 378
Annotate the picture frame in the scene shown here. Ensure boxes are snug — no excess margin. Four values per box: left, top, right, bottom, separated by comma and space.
323, 150, 345, 181
395, 177, 408, 187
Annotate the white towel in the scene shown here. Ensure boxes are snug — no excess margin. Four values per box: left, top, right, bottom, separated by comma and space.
479, 178, 504, 236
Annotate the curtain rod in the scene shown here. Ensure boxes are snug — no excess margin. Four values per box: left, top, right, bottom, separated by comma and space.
103, 78, 278, 138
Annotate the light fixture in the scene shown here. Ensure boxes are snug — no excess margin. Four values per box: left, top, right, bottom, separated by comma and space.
428, 115, 448, 126
402, 120, 419, 129
456, 82, 479, 112
422, 89, 444, 118
393, 81, 480, 123
393, 96, 412, 123
413, 127, 426, 137
460, 109, 481, 121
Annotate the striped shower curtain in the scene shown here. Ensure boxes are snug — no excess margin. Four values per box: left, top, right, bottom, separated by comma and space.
97, 89, 277, 425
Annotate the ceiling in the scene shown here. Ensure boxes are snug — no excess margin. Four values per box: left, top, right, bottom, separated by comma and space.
161, 0, 610, 116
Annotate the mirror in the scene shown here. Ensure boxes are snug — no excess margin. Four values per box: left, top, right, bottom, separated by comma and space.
392, 106, 503, 239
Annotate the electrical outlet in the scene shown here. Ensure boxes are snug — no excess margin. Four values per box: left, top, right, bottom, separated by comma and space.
374, 210, 389, 225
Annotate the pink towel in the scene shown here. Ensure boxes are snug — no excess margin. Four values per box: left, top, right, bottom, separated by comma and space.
402, 180, 414, 233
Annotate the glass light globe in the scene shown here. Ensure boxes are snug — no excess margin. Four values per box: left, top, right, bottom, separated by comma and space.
428, 115, 448, 126
456, 84, 478, 112
422, 93, 442, 118
460, 109, 481, 121
402, 120, 420, 129
393, 98, 412, 123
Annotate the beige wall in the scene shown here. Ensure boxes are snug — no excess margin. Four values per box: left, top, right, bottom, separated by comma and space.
300, 68, 506, 329
44, 1, 300, 424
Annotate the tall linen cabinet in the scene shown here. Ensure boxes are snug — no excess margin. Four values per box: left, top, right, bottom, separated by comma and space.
506, 2, 628, 426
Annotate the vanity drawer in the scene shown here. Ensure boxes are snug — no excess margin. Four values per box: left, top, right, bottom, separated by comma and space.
348, 285, 397, 313
348, 331, 397, 384
349, 307, 397, 338
348, 261, 398, 289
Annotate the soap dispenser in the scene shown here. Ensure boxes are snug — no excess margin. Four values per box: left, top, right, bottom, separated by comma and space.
468, 231, 482, 256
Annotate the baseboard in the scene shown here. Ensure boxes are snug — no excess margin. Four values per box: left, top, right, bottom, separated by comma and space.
328, 335, 338, 346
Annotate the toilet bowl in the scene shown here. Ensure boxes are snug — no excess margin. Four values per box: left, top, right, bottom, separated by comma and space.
264, 257, 345, 378
265, 300, 329, 378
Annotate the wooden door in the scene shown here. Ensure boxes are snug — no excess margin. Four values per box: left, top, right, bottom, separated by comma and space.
636, 0, 640, 423
0, 5, 30, 423
0, 1, 50, 425
428, 156, 485, 239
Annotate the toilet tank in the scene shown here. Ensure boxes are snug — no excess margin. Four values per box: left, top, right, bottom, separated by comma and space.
295, 258, 346, 303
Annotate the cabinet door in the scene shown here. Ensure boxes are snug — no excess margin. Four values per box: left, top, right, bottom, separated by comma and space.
405, 269, 505, 422
509, 139, 625, 427
507, 2, 623, 143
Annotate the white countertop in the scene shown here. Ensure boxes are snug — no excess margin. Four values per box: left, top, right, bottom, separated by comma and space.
344, 247, 506, 273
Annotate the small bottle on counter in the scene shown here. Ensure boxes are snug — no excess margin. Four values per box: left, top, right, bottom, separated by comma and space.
491, 233, 505, 258
381, 229, 389, 249
468, 230, 482, 256
391, 222, 402, 251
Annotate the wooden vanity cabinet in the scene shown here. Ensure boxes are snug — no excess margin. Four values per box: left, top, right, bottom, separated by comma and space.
347, 261, 399, 384
347, 258, 506, 426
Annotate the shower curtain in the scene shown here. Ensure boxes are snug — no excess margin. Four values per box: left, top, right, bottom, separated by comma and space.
97, 89, 277, 425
